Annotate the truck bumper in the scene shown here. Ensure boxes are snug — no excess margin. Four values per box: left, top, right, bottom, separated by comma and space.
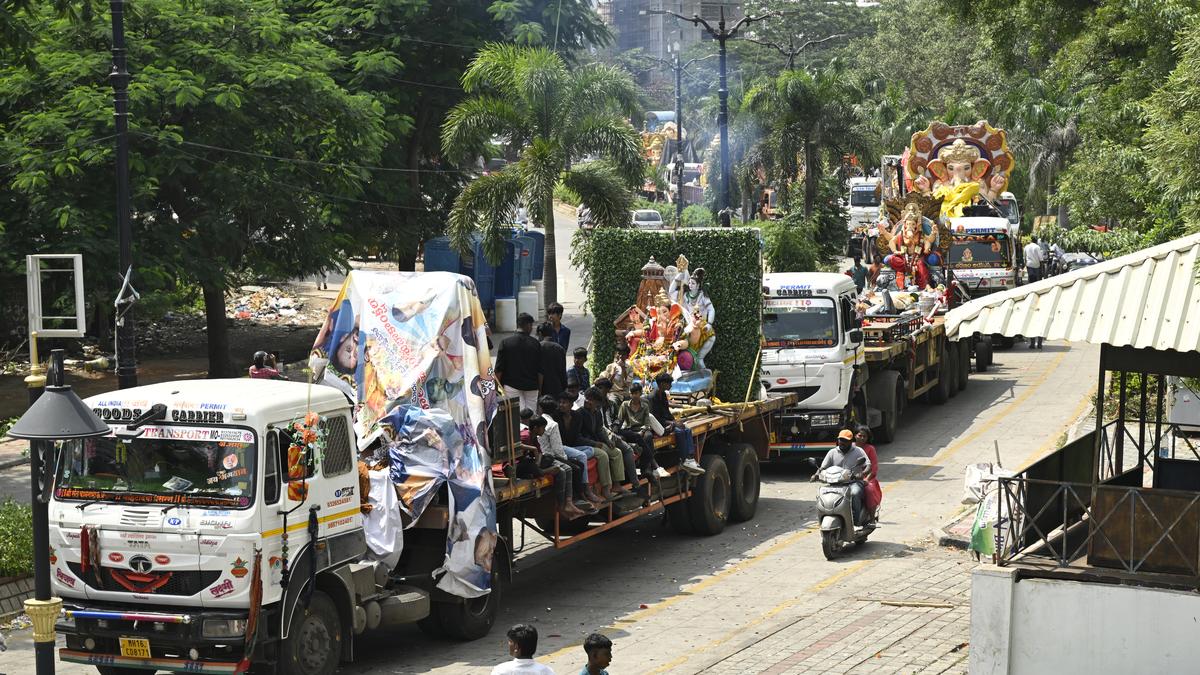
57, 601, 260, 674
769, 407, 844, 456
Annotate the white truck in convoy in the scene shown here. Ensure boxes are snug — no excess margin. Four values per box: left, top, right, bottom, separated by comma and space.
760, 272, 977, 455
846, 176, 882, 260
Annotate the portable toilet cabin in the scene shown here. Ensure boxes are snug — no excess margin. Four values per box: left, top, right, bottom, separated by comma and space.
422, 236, 475, 276
472, 235, 518, 312
513, 232, 536, 289
521, 229, 545, 281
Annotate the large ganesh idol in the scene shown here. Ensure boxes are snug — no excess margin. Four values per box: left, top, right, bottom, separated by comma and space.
623, 255, 717, 395
906, 120, 1013, 221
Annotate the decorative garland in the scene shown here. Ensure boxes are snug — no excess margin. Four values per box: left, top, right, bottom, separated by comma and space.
286, 411, 326, 502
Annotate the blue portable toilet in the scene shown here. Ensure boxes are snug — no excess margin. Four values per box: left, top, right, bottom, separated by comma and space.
520, 229, 545, 281
472, 236, 518, 309
513, 233, 535, 289
423, 236, 470, 275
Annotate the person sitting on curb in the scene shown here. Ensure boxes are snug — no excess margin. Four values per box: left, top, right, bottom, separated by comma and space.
650, 372, 705, 475
492, 624, 555, 675
541, 395, 604, 506
518, 412, 589, 519
580, 633, 613, 675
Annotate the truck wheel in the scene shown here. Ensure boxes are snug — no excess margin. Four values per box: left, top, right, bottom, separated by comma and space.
434, 543, 508, 641
946, 343, 959, 399
870, 371, 900, 444
688, 454, 731, 536
281, 591, 342, 675
723, 443, 761, 522
929, 345, 953, 404
958, 341, 970, 391
976, 337, 992, 373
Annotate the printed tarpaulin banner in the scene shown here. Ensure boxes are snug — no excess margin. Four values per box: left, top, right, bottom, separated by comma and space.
308, 271, 498, 598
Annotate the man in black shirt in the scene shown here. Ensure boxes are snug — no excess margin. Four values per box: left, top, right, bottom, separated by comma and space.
650, 373, 704, 475
537, 322, 568, 397
495, 313, 542, 413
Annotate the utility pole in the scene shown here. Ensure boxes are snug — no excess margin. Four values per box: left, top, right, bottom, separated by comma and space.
653, 52, 718, 227
111, 0, 137, 388
649, 7, 777, 227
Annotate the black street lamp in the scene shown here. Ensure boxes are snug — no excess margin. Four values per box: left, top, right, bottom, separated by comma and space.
648, 7, 778, 227
111, 0, 138, 389
7, 350, 110, 675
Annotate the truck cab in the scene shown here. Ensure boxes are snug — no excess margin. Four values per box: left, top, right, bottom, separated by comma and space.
760, 273, 864, 453
946, 214, 1020, 297
50, 379, 433, 675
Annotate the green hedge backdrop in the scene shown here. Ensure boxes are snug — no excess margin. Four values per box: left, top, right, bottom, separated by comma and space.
570, 228, 764, 402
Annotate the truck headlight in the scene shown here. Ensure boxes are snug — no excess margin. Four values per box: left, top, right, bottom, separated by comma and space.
810, 414, 841, 427
202, 619, 247, 638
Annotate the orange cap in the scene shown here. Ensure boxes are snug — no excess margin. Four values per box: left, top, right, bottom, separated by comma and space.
838, 429, 854, 440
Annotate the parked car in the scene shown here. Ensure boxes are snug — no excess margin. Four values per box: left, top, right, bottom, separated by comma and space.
632, 209, 665, 229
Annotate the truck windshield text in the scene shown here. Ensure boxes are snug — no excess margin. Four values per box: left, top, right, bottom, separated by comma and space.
948, 234, 1010, 268
763, 299, 838, 348
55, 426, 256, 509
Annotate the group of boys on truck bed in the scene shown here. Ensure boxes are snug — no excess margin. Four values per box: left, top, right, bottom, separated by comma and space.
47, 254, 795, 675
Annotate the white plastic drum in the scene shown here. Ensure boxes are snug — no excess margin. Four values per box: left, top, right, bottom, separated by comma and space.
533, 279, 545, 313
518, 289, 539, 321
495, 297, 517, 332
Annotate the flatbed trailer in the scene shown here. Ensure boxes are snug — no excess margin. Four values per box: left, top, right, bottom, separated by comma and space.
487, 392, 798, 548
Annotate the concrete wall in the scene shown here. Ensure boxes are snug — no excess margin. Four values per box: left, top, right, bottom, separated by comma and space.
971, 564, 1200, 673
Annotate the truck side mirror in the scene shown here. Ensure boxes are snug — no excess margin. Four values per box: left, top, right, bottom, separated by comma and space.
849, 329, 863, 344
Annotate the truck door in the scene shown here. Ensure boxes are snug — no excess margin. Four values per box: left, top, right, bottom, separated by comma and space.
839, 294, 861, 394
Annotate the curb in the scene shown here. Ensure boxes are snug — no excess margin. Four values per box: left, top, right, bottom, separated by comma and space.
0, 456, 28, 472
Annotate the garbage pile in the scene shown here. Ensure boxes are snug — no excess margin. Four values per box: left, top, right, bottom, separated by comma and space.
228, 286, 314, 323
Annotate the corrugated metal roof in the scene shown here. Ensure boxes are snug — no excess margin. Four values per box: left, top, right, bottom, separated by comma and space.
944, 232, 1200, 352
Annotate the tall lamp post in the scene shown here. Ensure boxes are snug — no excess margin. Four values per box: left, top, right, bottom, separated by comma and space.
648, 7, 777, 227
651, 52, 718, 227
111, 0, 137, 389
7, 350, 110, 675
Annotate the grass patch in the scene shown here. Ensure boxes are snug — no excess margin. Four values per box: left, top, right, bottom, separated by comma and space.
0, 499, 33, 577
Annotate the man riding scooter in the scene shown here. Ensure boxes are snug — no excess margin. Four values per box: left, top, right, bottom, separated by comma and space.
812, 429, 871, 527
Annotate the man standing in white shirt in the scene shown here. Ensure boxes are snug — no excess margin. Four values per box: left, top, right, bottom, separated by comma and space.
1022, 238, 1045, 349
492, 624, 556, 674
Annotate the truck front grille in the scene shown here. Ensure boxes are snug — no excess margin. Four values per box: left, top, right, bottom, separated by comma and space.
68, 562, 221, 597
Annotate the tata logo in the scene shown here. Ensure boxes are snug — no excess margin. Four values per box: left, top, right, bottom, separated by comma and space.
334, 486, 355, 498
166, 517, 182, 526
128, 555, 153, 573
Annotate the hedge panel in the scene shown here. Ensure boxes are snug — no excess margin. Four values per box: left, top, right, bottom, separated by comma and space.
571, 227, 763, 402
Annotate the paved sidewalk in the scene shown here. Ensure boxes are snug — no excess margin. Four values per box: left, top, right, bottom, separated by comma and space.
697, 546, 972, 675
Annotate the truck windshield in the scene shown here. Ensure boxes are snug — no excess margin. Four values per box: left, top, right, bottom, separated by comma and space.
763, 299, 838, 348
948, 234, 1010, 269
55, 426, 256, 509
850, 189, 880, 207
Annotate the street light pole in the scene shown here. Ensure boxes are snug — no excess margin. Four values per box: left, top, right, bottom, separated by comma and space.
649, 7, 777, 227
111, 0, 137, 389
674, 55, 683, 227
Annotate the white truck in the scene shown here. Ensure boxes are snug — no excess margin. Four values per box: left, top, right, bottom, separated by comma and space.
49, 379, 506, 675
760, 272, 976, 454
846, 177, 882, 259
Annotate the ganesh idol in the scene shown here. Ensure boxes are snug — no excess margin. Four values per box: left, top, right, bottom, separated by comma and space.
906, 121, 1013, 221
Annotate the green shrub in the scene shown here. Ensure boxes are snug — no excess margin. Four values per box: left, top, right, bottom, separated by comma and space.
571, 228, 763, 401
763, 219, 820, 273
681, 204, 715, 228
554, 182, 581, 207
0, 499, 33, 578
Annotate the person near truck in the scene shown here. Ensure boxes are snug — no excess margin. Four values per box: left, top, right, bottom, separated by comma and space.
492, 623, 556, 675
813, 429, 871, 526
495, 312, 543, 412
1023, 237, 1045, 284
567, 347, 590, 390
546, 302, 571, 349
518, 412, 590, 519
649, 373, 705, 475
580, 632, 613, 675
558, 391, 617, 499
592, 378, 647, 504
854, 425, 882, 516
576, 388, 629, 500
537, 321, 568, 396
616, 381, 672, 480
540, 396, 604, 506
248, 350, 284, 379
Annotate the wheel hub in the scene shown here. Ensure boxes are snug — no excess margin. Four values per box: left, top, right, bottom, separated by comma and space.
298, 613, 332, 672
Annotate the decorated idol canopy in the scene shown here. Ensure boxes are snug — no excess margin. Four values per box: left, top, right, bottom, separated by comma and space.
617, 255, 716, 394
308, 271, 498, 599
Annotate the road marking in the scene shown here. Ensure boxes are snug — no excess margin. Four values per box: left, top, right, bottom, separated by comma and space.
548, 348, 1075, 667
883, 348, 1070, 491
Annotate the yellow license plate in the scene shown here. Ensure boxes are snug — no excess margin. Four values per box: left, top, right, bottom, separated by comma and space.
119, 637, 151, 658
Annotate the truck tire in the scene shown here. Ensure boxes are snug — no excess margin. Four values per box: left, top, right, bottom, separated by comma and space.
434, 543, 508, 641
929, 344, 953, 404
281, 591, 342, 675
957, 340, 970, 391
976, 336, 993, 373
688, 454, 731, 536
723, 442, 761, 522
945, 342, 959, 399
868, 371, 900, 444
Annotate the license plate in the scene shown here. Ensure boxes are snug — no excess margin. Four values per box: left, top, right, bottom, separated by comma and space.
119, 637, 151, 658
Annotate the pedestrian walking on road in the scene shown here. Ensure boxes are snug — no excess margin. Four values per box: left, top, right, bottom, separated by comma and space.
492, 624, 555, 675
538, 322, 568, 397
579, 632, 613, 675
547, 302, 571, 349
1022, 239, 1046, 349
495, 313, 543, 412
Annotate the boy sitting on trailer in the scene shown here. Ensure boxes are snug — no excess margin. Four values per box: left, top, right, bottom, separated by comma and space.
541, 395, 604, 506
518, 412, 588, 519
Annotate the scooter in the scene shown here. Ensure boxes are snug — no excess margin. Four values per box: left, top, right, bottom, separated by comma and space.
810, 462, 878, 560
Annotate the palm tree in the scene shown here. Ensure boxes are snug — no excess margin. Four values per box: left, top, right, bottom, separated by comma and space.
441, 44, 644, 307
741, 62, 866, 218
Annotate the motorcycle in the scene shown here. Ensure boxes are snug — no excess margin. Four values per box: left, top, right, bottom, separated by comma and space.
809, 460, 878, 560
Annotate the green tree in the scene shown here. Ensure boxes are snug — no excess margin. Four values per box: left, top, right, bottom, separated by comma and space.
441, 44, 644, 307
0, 0, 388, 375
